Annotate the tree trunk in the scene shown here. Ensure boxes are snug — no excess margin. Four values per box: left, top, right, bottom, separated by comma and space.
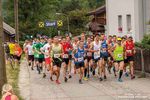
0, 0, 7, 93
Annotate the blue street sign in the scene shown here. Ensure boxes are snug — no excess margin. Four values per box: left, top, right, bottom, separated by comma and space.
45, 21, 57, 27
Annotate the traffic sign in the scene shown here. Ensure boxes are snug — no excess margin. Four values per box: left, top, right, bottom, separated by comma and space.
57, 20, 63, 27
38, 22, 44, 28
45, 21, 57, 27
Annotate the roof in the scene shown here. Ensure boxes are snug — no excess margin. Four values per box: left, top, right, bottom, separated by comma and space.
3, 22, 15, 35
87, 5, 106, 16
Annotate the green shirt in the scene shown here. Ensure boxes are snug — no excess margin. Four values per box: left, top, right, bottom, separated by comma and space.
34, 43, 45, 58
33, 43, 39, 58
113, 45, 124, 61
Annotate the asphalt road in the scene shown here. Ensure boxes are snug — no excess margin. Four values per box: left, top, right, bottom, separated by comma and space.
19, 59, 150, 100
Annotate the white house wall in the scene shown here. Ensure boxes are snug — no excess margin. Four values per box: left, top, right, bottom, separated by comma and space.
106, 0, 149, 42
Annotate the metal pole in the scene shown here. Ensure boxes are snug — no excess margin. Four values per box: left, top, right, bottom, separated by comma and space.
14, 0, 19, 43
0, 0, 7, 92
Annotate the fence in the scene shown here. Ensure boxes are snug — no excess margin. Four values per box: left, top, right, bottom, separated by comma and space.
134, 48, 150, 73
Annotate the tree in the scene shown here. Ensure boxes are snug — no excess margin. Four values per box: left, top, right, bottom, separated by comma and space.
0, 0, 7, 93
2, 0, 105, 39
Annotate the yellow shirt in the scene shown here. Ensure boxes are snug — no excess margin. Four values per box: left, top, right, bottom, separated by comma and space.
9, 43, 15, 55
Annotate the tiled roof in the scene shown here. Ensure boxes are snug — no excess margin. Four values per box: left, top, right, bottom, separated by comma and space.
3, 22, 15, 35
87, 5, 106, 16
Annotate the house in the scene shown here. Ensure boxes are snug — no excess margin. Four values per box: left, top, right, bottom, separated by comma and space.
106, 0, 150, 41
3, 22, 15, 42
86, 5, 106, 34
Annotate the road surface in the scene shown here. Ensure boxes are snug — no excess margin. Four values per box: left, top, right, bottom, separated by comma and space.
19, 59, 150, 100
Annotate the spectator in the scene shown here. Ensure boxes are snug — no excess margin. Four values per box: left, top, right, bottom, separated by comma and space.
1, 84, 18, 100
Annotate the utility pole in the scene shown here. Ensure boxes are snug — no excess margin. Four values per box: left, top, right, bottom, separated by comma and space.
14, 0, 19, 42
0, 0, 7, 92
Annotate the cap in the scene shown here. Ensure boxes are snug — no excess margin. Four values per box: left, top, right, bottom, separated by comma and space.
117, 37, 122, 41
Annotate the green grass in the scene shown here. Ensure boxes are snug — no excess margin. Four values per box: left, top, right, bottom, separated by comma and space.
5, 61, 23, 100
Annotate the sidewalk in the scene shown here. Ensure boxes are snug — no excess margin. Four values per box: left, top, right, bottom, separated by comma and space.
18, 58, 30, 100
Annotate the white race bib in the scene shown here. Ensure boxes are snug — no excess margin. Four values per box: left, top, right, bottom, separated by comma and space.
63, 54, 69, 58
54, 54, 61, 58
94, 52, 100, 59
118, 54, 123, 58
126, 50, 132, 53
78, 57, 83, 62
87, 52, 92, 56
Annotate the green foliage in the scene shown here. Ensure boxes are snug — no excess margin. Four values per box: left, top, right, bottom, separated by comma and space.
141, 34, 150, 45
135, 34, 150, 49
2, 0, 105, 39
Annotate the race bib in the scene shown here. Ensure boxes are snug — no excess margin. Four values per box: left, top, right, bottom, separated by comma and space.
118, 54, 123, 58
54, 54, 61, 58
87, 52, 92, 56
78, 57, 83, 62
63, 54, 69, 58
94, 52, 100, 59
28, 51, 33, 55
126, 50, 132, 54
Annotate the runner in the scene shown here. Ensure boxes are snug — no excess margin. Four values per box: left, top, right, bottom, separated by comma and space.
23, 40, 29, 61
74, 40, 85, 84
124, 36, 136, 79
51, 36, 63, 84
86, 37, 93, 78
40, 38, 52, 78
90, 34, 101, 77
72, 36, 79, 74
111, 35, 118, 76
14, 42, 23, 67
80, 33, 88, 81
107, 35, 114, 74
25, 40, 34, 70
66, 36, 73, 79
8, 41, 15, 60
33, 38, 45, 74
33, 39, 40, 74
113, 37, 125, 82
61, 37, 71, 82
99, 33, 109, 81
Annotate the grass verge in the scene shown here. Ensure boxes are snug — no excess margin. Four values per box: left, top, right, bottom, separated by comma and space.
5, 61, 23, 100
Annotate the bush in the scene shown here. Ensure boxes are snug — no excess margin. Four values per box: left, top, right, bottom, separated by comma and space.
135, 34, 150, 49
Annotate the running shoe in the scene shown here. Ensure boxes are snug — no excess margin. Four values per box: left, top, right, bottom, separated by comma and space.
29, 62, 31, 66
104, 75, 107, 79
56, 80, 61, 84
99, 77, 103, 81
79, 80, 83, 84
125, 72, 129, 77
118, 78, 123, 82
131, 76, 135, 80
69, 75, 72, 79
83, 77, 88, 81
43, 73, 46, 78
64, 77, 68, 82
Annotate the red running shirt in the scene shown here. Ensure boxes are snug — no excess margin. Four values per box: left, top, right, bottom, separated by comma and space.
61, 42, 72, 54
125, 41, 134, 56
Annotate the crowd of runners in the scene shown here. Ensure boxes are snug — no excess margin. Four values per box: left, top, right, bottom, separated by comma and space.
6, 33, 136, 84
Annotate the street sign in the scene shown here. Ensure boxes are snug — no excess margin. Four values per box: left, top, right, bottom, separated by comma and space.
45, 21, 57, 27
38, 22, 44, 28
57, 20, 63, 27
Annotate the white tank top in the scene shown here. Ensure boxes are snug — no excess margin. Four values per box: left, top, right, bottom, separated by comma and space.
93, 41, 101, 59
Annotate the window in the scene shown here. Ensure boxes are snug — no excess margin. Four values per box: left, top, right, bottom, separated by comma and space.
118, 15, 123, 33
126, 14, 131, 33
